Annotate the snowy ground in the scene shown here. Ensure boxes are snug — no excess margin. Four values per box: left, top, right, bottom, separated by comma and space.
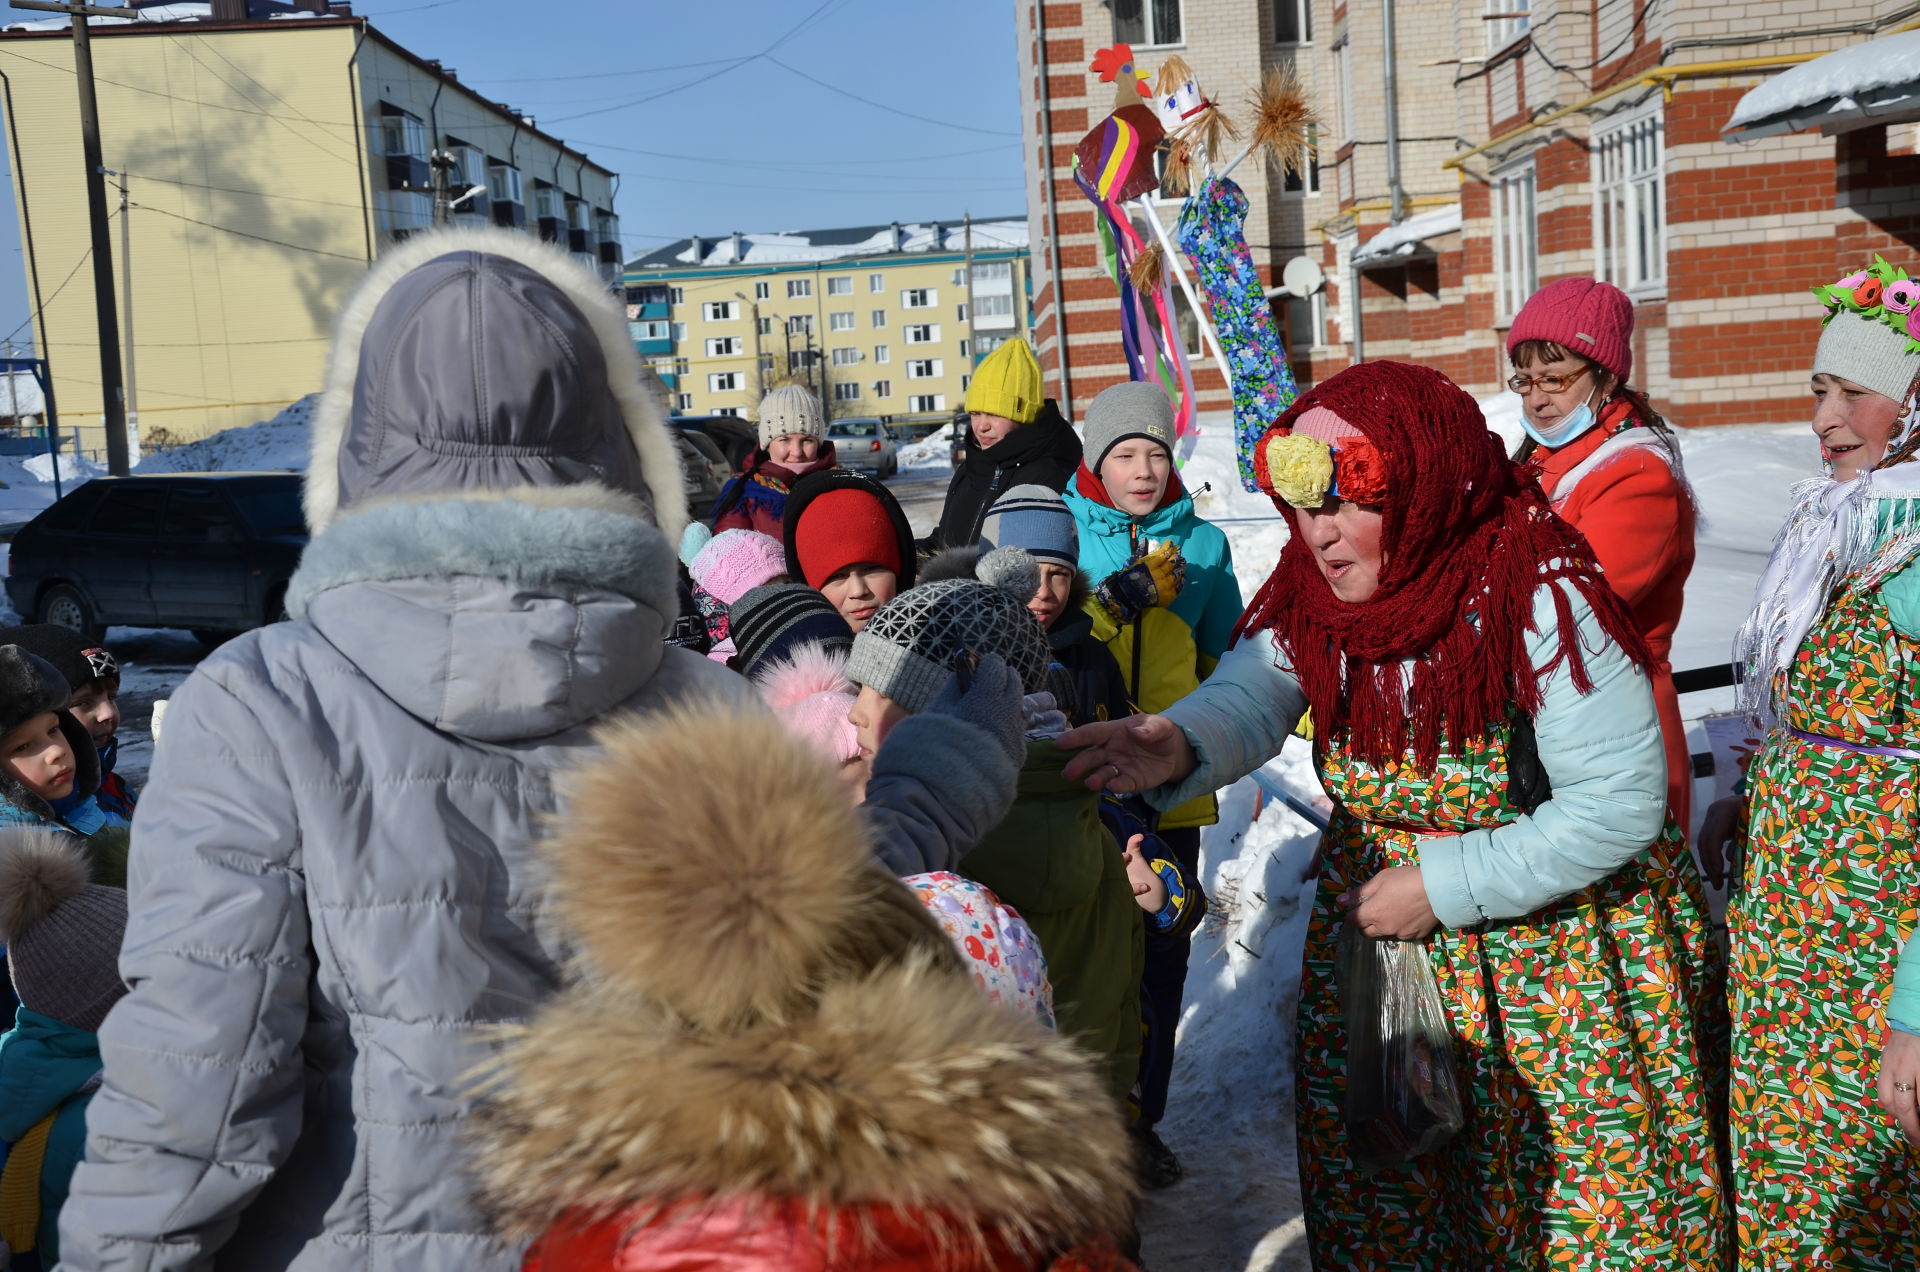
8, 398, 1828, 1271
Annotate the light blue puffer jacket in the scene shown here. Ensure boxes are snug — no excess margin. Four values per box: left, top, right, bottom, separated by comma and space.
1148, 582, 1668, 927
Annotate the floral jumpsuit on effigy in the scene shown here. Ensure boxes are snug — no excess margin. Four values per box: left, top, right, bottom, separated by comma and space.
1729, 573, 1920, 1270
1295, 729, 1728, 1270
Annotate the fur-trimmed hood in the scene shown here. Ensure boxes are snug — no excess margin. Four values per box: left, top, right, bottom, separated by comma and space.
470, 704, 1135, 1256
305, 226, 685, 540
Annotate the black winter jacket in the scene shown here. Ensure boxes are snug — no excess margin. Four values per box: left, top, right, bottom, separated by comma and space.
929, 399, 1081, 551
1045, 604, 1134, 728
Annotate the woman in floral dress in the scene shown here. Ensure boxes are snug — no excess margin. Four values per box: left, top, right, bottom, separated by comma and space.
1062, 361, 1725, 1269
1701, 256, 1920, 1269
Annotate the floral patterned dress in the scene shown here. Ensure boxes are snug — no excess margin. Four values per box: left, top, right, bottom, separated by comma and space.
1729, 575, 1920, 1269
1296, 728, 1728, 1270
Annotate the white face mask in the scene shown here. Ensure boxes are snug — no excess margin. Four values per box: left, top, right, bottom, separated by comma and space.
1521, 395, 1603, 449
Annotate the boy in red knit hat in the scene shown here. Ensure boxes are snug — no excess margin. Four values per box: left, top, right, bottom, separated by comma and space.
781, 470, 918, 633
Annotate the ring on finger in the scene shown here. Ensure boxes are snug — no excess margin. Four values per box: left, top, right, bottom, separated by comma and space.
1110, 763, 1122, 781
1896, 1081, 1916, 1093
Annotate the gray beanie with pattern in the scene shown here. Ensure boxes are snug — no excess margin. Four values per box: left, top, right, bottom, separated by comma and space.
0, 828, 128, 1033
845, 548, 1052, 713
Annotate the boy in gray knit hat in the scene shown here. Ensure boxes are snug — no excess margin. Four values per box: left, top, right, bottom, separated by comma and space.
0, 829, 128, 1266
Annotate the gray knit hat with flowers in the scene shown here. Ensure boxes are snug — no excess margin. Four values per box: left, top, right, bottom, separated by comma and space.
845, 547, 1052, 713
1814, 309, 1920, 405
0, 828, 128, 1032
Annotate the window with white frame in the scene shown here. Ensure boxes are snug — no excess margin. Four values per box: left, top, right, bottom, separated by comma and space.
787, 278, 813, 298
787, 314, 814, 335
831, 346, 860, 366
830, 311, 856, 331
757, 316, 773, 335
952, 268, 966, 285
909, 393, 945, 412
379, 107, 428, 159
828, 275, 853, 295
1492, 158, 1539, 322
629, 320, 669, 342
1285, 292, 1328, 350
1273, 0, 1312, 43
905, 323, 939, 344
675, 393, 694, 411
486, 162, 524, 206
869, 272, 885, 292
907, 358, 942, 378
1593, 104, 1666, 295
972, 260, 1012, 284
871, 309, 888, 327
973, 294, 1014, 318
1335, 40, 1353, 144
1112, 0, 1182, 47
873, 379, 893, 398
701, 300, 738, 322
1485, 0, 1529, 53
1282, 124, 1322, 196
959, 338, 971, 358
671, 322, 687, 341
874, 345, 889, 363
708, 372, 741, 392
956, 302, 970, 322
713, 406, 740, 417
669, 287, 685, 305
975, 333, 1010, 357
754, 281, 770, 300
961, 373, 971, 391
705, 336, 744, 357
902, 287, 936, 308
833, 382, 861, 402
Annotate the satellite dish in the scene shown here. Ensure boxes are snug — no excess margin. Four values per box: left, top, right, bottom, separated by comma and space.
1282, 256, 1326, 297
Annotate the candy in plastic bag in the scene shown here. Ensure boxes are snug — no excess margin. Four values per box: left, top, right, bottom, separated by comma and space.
1337, 924, 1465, 1173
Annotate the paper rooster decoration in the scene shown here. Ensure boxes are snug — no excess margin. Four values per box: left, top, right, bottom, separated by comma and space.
1075, 44, 1193, 443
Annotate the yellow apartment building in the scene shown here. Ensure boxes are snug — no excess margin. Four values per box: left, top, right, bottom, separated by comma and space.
623, 220, 1030, 429
0, 0, 619, 455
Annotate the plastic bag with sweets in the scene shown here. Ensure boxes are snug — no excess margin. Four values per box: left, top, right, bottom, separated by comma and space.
1337, 924, 1465, 1173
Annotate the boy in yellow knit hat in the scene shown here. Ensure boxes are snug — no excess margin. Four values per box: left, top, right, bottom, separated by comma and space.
928, 337, 1082, 550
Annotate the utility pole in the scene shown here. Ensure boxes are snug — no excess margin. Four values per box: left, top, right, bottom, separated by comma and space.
14, 0, 133, 475
108, 168, 136, 455
430, 149, 457, 225
962, 211, 976, 370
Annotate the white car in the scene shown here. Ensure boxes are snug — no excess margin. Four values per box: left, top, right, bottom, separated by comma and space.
828, 417, 899, 478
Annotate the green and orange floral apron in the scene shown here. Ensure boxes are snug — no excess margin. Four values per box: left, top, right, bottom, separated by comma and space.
1296, 729, 1727, 1270
1730, 576, 1920, 1269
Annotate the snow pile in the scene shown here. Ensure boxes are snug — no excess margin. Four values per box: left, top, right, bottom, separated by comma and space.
142, 395, 314, 474
898, 422, 958, 469
1352, 204, 1463, 266
1726, 28, 1920, 138
22, 449, 106, 485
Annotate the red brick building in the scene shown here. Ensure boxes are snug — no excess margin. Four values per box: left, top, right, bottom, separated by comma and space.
1017, 0, 1920, 425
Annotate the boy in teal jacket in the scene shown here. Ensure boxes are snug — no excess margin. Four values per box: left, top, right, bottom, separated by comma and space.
0, 829, 128, 1268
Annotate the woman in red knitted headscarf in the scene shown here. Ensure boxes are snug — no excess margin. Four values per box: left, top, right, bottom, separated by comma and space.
1062, 362, 1726, 1270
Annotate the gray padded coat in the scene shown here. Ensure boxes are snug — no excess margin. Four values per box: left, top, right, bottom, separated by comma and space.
58, 227, 745, 1271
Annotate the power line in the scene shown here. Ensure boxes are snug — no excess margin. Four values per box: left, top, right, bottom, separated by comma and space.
177, 37, 359, 165
763, 56, 1020, 138
1, 236, 96, 346
130, 202, 367, 261
479, 56, 768, 84
116, 171, 369, 211
559, 137, 1017, 180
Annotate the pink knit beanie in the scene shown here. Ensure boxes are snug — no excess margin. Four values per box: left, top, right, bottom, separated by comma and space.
689, 530, 787, 607
753, 642, 860, 764
1506, 277, 1635, 382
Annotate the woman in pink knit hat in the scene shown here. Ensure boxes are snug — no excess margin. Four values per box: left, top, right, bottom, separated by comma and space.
1507, 277, 1698, 829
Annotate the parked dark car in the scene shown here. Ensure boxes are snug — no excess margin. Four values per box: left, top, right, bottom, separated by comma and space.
673, 413, 758, 474
5, 473, 306, 645
675, 431, 726, 521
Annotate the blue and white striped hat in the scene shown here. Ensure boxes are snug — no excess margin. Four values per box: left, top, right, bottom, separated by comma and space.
979, 485, 1078, 568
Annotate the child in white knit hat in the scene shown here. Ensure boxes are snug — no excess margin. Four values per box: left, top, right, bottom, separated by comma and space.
708, 384, 840, 536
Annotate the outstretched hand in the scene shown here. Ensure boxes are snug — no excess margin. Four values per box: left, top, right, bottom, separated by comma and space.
1879, 1027, 1920, 1146
1059, 714, 1197, 794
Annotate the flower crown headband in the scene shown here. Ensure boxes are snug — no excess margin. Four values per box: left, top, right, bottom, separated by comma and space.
1813, 255, 1920, 354
1252, 427, 1390, 510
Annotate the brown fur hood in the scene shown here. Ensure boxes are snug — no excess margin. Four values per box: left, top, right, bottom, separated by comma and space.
469, 702, 1135, 1253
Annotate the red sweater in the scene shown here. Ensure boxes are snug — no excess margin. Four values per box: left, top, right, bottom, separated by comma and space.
1528, 405, 1696, 824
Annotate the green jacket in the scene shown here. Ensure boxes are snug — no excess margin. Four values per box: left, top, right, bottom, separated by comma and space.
959, 739, 1144, 1108
0, 1006, 103, 1265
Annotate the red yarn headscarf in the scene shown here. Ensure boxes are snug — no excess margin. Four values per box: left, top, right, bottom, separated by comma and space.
1235, 361, 1653, 769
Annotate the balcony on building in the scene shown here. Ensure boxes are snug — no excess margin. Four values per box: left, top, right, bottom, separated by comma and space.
487, 161, 526, 228
565, 197, 591, 253
533, 183, 564, 244
443, 138, 491, 227
379, 103, 430, 195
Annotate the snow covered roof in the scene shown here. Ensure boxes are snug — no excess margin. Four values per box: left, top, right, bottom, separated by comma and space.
0, 371, 44, 419
630, 219, 1029, 271
1353, 204, 1462, 268
2, 3, 325, 31
1724, 29, 1920, 141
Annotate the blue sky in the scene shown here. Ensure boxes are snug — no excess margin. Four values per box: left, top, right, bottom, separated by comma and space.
0, 0, 1028, 348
